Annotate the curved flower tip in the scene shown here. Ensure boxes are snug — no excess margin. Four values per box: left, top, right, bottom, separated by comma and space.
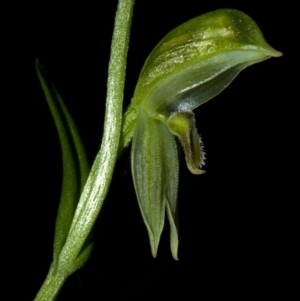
262, 44, 282, 58
271, 49, 283, 57
167, 111, 205, 175
261, 40, 282, 58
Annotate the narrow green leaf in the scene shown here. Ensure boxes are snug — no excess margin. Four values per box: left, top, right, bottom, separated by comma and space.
36, 60, 90, 265
53, 90, 90, 192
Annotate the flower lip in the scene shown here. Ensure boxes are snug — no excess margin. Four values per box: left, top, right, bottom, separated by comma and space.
167, 111, 205, 175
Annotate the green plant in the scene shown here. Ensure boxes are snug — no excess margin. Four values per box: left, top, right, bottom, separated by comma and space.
34, 1, 281, 300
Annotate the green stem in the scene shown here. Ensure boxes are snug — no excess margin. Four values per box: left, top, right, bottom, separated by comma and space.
34, 265, 68, 301
34, 0, 135, 299
60, 0, 135, 267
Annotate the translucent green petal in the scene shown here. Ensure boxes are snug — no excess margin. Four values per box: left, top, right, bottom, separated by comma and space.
132, 9, 281, 115
131, 109, 179, 257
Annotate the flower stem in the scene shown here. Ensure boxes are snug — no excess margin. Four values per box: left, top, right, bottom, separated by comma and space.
34, 264, 68, 301
60, 0, 135, 267
34, 0, 135, 299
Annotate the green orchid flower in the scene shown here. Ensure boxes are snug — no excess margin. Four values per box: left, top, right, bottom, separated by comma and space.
122, 9, 281, 259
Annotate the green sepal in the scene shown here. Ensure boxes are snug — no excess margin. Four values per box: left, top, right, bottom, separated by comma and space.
131, 108, 179, 259
132, 9, 281, 115
36, 60, 91, 267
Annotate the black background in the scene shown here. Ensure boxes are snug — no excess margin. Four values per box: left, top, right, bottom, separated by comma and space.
5, 0, 294, 300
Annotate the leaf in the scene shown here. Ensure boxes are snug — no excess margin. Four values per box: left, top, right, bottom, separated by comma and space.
36, 60, 91, 266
